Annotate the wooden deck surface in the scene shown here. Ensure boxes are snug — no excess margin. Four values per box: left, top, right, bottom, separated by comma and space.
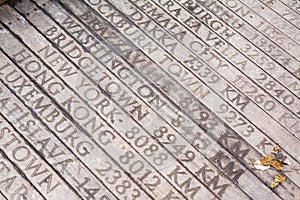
0, 0, 299, 199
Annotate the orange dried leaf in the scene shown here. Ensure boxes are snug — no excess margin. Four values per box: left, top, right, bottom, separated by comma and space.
272, 146, 281, 154
261, 154, 275, 166
270, 174, 286, 188
270, 181, 279, 188
260, 153, 288, 170
271, 160, 287, 171
280, 175, 286, 183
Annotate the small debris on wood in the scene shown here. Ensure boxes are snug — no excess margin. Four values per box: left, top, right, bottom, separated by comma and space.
270, 174, 286, 189
247, 145, 290, 188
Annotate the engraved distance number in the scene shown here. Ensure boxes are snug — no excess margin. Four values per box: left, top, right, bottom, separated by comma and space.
255, 73, 295, 106
178, 96, 218, 131
96, 161, 141, 199
217, 104, 255, 137
241, 43, 290, 67
125, 127, 169, 166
